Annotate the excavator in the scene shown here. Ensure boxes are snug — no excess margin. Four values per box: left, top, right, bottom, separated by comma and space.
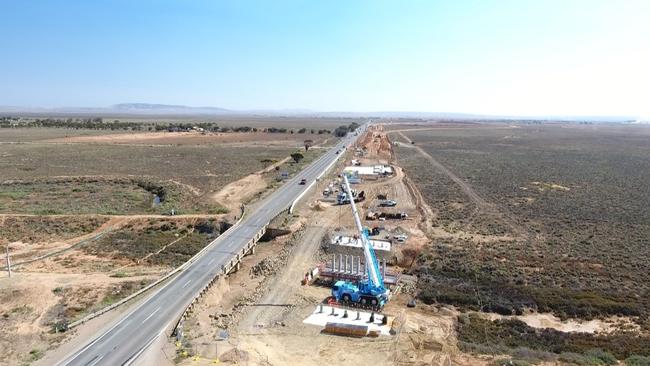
331, 174, 389, 309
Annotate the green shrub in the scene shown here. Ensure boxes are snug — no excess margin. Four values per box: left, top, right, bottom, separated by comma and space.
456, 314, 650, 359
558, 352, 601, 365
626, 355, 650, 366
585, 349, 617, 365
29, 348, 44, 361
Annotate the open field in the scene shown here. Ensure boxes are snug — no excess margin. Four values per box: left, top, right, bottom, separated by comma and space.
0, 128, 122, 142
82, 218, 224, 268
0, 142, 296, 199
42, 131, 332, 147
392, 123, 650, 360
0, 215, 108, 245
0, 177, 223, 215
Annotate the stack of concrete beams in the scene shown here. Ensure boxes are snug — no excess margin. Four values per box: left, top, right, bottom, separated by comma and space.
316, 254, 401, 286
324, 322, 368, 337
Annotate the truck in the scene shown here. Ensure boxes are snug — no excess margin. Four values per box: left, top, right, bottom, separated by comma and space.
331, 174, 389, 309
366, 211, 408, 220
336, 189, 365, 205
378, 199, 397, 207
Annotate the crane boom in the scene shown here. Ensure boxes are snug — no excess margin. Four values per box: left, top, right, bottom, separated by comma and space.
342, 174, 384, 289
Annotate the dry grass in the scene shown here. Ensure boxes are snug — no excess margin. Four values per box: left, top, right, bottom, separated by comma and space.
396, 123, 650, 322
0, 142, 294, 192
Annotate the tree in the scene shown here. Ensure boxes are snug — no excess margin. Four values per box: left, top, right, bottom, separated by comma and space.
333, 125, 349, 137
298, 128, 307, 133
290, 152, 304, 163
304, 139, 314, 151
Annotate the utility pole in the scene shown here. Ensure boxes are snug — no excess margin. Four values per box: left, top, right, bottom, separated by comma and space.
6, 244, 11, 278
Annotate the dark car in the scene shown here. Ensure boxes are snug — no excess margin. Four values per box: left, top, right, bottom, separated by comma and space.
299, 178, 307, 185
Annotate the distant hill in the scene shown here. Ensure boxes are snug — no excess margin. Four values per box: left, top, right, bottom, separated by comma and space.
112, 103, 231, 114
0, 103, 637, 122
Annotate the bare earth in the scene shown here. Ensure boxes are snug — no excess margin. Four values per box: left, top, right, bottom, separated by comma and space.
44, 131, 324, 147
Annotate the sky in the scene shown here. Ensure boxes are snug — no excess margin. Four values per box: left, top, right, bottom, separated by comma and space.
1, 0, 649, 117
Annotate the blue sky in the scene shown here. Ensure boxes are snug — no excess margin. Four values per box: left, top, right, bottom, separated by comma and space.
1, 0, 648, 116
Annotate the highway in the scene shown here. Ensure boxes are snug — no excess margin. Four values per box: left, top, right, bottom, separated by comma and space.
59, 125, 366, 366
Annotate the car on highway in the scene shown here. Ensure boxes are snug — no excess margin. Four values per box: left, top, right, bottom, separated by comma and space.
299, 178, 307, 185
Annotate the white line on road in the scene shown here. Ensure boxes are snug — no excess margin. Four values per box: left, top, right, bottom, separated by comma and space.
182, 279, 192, 288
207, 258, 215, 265
103, 319, 131, 344
141, 307, 161, 324
87, 355, 104, 366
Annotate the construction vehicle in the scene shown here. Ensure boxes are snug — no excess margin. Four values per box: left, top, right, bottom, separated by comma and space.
366, 211, 407, 220
378, 199, 397, 207
337, 189, 365, 205
393, 233, 408, 242
331, 174, 389, 309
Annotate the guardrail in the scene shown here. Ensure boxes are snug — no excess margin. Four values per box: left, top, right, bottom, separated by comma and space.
66, 205, 246, 330
172, 221, 269, 339
288, 147, 346, 214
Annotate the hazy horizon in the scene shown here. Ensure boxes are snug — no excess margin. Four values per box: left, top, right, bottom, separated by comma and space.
0, 102, 640, 121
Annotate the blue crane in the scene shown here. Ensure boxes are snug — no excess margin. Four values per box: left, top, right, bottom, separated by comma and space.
331, 174, 389, 309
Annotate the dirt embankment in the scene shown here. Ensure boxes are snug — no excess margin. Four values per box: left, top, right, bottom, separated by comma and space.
210, 156, 292, 213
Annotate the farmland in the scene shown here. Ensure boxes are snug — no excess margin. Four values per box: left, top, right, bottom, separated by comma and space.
392, 123, 650, 359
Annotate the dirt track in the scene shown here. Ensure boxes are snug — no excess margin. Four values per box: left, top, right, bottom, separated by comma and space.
395, 131, 490, 209
238, 212, 336, 333
394, 130, 530, 241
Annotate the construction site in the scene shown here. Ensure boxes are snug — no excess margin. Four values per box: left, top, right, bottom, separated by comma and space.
148, 125, 466, 366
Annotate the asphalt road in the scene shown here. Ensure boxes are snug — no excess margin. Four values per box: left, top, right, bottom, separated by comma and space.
59, 125, 365, 366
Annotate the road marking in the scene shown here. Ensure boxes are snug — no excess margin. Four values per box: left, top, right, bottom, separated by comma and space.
182, 279, 192, 288
207, 258, 215, 265
103, 320, 130, 343
141, 307, 161, 324
87, 355, 104, 366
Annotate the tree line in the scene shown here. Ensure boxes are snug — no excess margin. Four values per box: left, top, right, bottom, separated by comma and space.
0, 117, 361, 137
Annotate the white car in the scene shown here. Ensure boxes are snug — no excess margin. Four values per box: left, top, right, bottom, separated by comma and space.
393, 234, 408, 242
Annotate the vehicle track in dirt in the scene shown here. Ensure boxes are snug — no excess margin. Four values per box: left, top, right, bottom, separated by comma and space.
238, 212, 337, 333
393, 130, 531, 242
